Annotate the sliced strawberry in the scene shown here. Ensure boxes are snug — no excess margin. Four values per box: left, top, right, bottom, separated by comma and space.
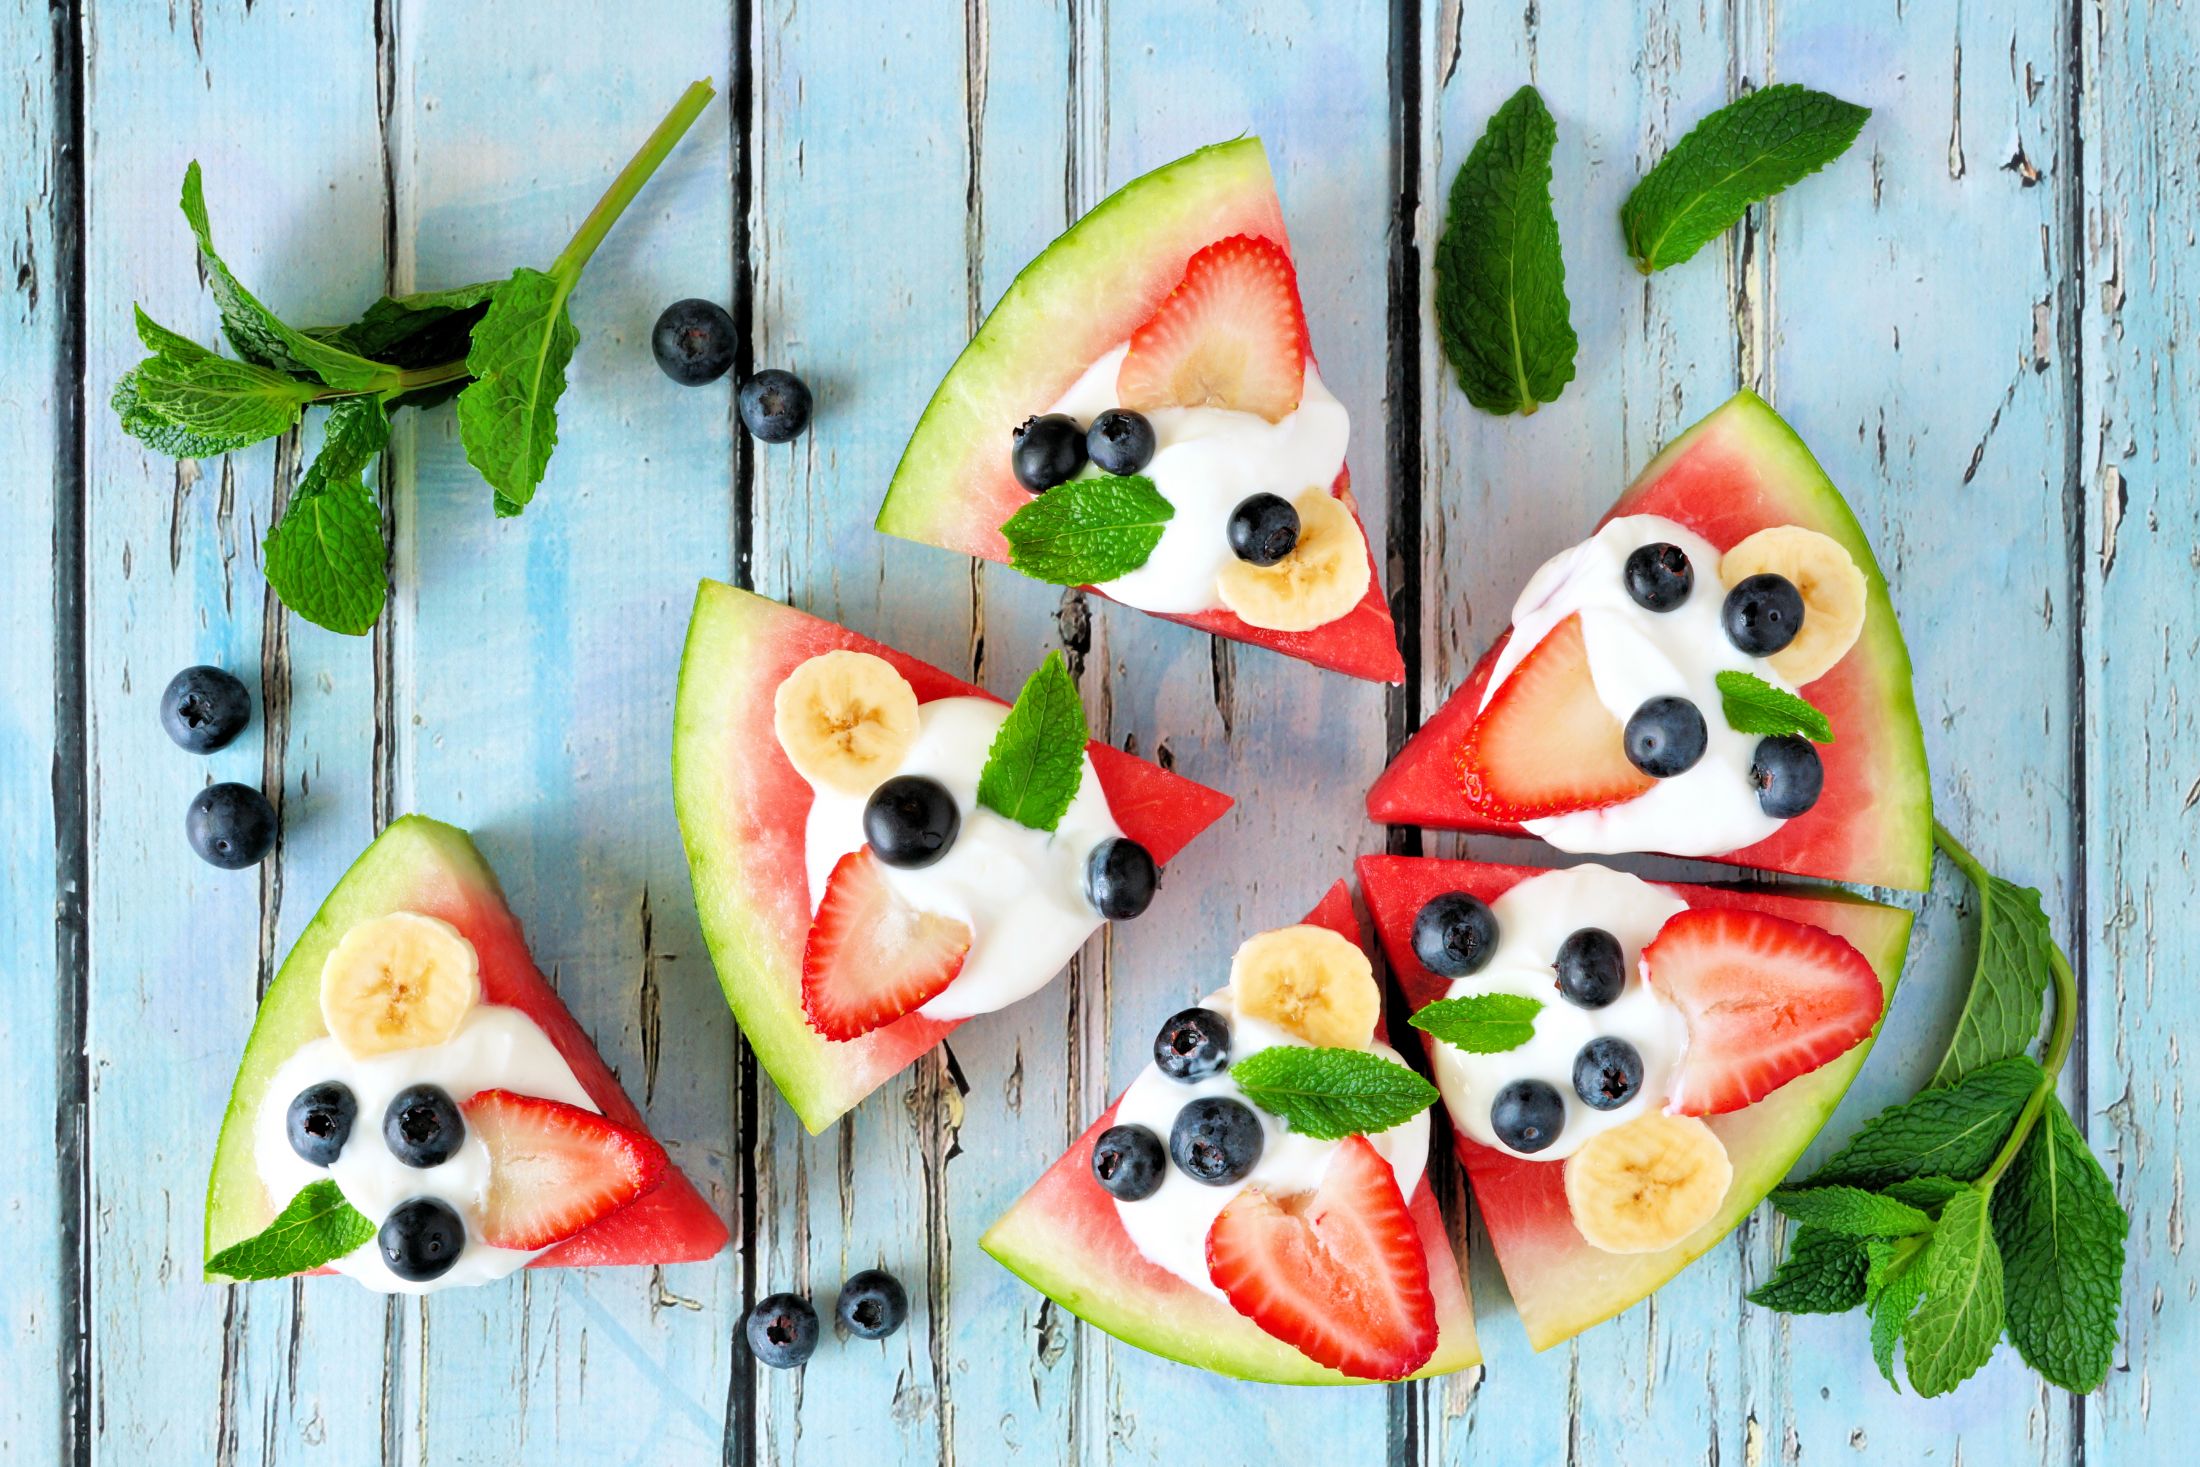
1117, 234, 1310, 422
462, 1089, 668, 1251
1643, 907, 1884, 1115
1204, 1134, 1436, 1380
801, 846, 972, 1041
1456, 612, 1656, 821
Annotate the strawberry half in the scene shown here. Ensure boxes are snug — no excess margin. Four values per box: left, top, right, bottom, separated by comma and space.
1642, 907, 1884, 1116
462, 1089, 668, 1251
1117, 233, 1310, 423
1204, 1134, 1437, 1380
801, 846, 973, 1041
1456, 612, 1656, 821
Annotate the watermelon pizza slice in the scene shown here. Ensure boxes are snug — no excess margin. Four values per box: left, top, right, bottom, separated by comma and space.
876, 138, 1404, 684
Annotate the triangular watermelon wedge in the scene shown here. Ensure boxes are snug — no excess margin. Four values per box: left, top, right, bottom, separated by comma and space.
874, 138, 1404, 684
980, 881, 1479, 1384
1368, 390, 1932, 889
673, 581, 1233, 1133
1357, 853, 1912, 1350
204, 816, 727, 1278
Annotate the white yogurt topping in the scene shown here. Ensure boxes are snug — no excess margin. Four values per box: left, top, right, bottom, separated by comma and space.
801, 696, 1123, 1021
1429, 865, 1690, 1162
1483, 514, 1796, 858
253, 1004, 596, 1293
1111, 995, 1429, 1300
1043, 342, 1353, 616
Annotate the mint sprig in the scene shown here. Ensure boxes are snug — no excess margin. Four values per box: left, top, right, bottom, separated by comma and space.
1928, 835, 2054, 1087
1408, 992, 1541, 1054
1228, 1045, 1438, 1141
205, 1178, 376, 1281
975, 651, 1089, 833
264, 398, 394, 635
1715, 669, 1833, 742
1000, 475, 1174, 586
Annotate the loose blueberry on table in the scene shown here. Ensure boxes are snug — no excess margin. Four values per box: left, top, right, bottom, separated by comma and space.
747, 1292, 820, 1368
160, 664, 251, 753
650, 297, 737, 385
186, 781, 277, 869
738, 369, 813, 443
837, 1269, 908, 1341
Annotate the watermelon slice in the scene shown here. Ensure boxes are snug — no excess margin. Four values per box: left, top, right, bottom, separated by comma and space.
1357, 853, 1912, 1350
980, 882, 1479, 1384
1367, 390, 1931, 889
874, 138, 1404, 684
673, 581, 1233, 1133
203, 817, 727, 1276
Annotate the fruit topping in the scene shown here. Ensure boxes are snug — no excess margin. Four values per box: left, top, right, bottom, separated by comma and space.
1749, 734, 1825, 818
1562, 1111, 1732, 1254
1411, 891, 1499, 978
650, 298, 736, 385
1719, 526, 1865, 685
1490, 1078, 1566, 1154
1169, 1096, 1265, 1186
1458, 613, 1657, 820
837, 1269, 909, 1341
1641, 907, 1881, 1115
800, 847, 973, 1041
1010, 412, 1087, 492
319, 911, 480, 1057
1721, 572, 1805, 657
1152, 1006, 1232, 1081
1553, 926, 1626, 1009
1572, 1036, 1645, 1110
773, 649, 922, 797
738, 368, 813, 443
383, 1083, 465, 1169
747, 1292, 819, 1368
161, 665, 251, 753
1084, 836, 1158, 919
286, 1081, 357, 1166
1214, 488, 1370, 632
379, 1196, 466, 1282
1085, 408, 1156, 475
1226, 492, 1301, 567
1623, 695, 1708, 778
1203, 1134, 1437, 1380
862, 774, 960, 869
186, 781, 277, 869
1117, 233, 1309, 422
462, 1088, 669, 1250
1622, 542, 1693, 612
1229, 922, 1379, 1048
1091, 1123, 1167, 1201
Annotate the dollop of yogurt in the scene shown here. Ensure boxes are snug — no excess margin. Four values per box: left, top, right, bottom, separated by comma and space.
802, 696, 1123, 1021
1484, 514, 1798, 857
1044, 343, 1352, 616
1429, 865, 1689, 1162
253, 1005, 594, 1293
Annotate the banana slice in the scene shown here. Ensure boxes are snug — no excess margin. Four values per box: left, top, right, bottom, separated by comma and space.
773, 650, 921, 796
1229, 923, 1381, 1048
1216, 489, 1371, 633
1718, 526, 1866, 686
1563, 1112, 1733, 1255
320, 911, 479, 1057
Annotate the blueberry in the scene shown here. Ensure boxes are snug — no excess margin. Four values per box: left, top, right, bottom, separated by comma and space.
1624, 696, 1708, 778
1010, 413, 1086, 492
379, 1197, 465, 1282
1085, 837, 1158, 920
286, 1081, 357, 1167
738, 369, 813, 443
1750, 735, 1825, 818
1225, 492, 1301, 567
186, 782, 277, 869
1722, 573, 1806, 656
863, 774, 959, 869
650, 298, 736, 385
746, 1292, 819, 1368
1412, 891, 1499, 978
1490, 1079, 1565, 1154
836, 1269, 908, 1340
1152, 1006, 1231, 1082
1169, 1096, 1263, 1185
1623, 542, 1694, 612
160, 665, 251, 753
1572, 1036, 1644, 1111
383, 1084, 464, 1169
1091, 1123, 1167, 1201
1554, 927, 1626, 1009
1086, 408, 1156, 475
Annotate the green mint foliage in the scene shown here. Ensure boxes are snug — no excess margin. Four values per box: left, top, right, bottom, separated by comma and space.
1802, 1056, 2042, 1190
975, 651, 1090, 833
1715, 669, 1834, 743
1434, 85, 1578, 415
1902, 1188, 2004, 1397
112, 369, 258, 459
317, 281, 501, 360
1867, 1235, 1929, 1388
264, 398, 392, 636
1770, 1185, 1933, 1239
455, 267, 580, 516
1746, 1226, 1871, 1314
131, 351, 315, 451
1409, 993, 1542, 1054
1229, 1046, 1439, 1142
1000, 475, 1175, 585
204, 1179, 376, 1281
1992, 1094, 2127, 1392
1621, 84, 1870, 273
1929, 836, 2055, 1088
1883, 1175, 1968, 1213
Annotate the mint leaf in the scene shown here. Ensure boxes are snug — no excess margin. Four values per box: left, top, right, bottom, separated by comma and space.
1409, 993, 1541, 1054
1748, 1226, 1871, 1313
113, 368, 259, 459
264, 398, 391, 635
133, 305, 215, 362
1229, 1045, 1439, 1141
1867, 1234, 1929, 1387
205, 1178, 376, 1281
974, 651, 1089, 833
1000, 475, 1174, 585
1992, 1094, 2127, 1392
455, 267, 579, 515
1929, 833, 2056, 1088
1804, 1056, 2040, 1190
1884, 1175, 1969, 1213
1433, 85, 1577, 416
1715, 669, 1833, 742
1902, 1187, 2003, 1396
130, 351, 314, 450
316, 280, 500, 360
1621, 84, 1870, 273
1770, 1185, 1933, 1238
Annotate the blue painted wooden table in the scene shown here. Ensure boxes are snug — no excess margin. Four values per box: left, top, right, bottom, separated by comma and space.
4, 0, 2191, 1462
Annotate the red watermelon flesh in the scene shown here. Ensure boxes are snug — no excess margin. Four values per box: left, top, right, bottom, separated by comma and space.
673, 581, 1233, 1134
1356, 853, 1911, 1350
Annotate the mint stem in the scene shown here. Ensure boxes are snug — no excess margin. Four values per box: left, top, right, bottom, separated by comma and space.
550, 79, 717, 284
